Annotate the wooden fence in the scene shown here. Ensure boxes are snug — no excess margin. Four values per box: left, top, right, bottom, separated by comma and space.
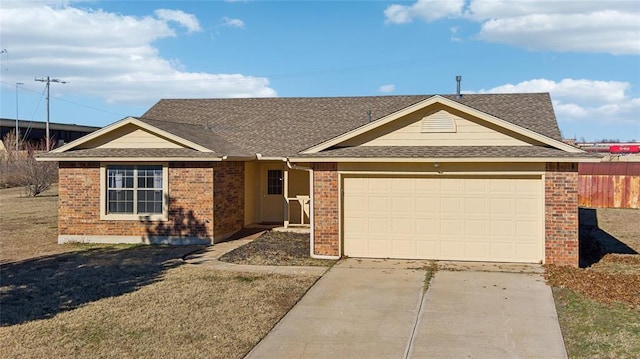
578, 162, 640, 209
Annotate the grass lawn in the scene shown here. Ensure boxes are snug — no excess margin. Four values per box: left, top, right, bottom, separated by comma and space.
0, 186, 320, 358
546, 208, 640, 359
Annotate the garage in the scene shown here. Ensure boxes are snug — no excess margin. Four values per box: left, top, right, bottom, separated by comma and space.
343, 175, 544, 263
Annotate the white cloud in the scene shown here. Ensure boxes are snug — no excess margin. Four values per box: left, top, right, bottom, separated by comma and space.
477, 78, 640, 133
449, 26, 462, 42
384, 0, 640, 55
220, 17, 245, 29
378, 84, 396, 93
0, 2, 275, 106
385, 0, 465, 24
154, 9, 202, 33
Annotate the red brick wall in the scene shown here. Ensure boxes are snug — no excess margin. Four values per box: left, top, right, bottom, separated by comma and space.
213, 161, 244, 241
312, 163, 339, 256
545, 162, 579, 266
164, 162, 214, 238
58, 161, 241, 242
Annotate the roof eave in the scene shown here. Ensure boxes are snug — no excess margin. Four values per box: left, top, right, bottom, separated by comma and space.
37, 156, 224, 162
288, 156, 601, 163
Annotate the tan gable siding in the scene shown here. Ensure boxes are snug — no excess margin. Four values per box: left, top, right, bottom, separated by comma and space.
343, 109, 531, 147
78, 124, 186, 150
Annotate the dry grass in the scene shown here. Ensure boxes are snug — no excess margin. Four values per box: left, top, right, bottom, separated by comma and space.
595, 208, 640, 253
219, 231, 337, 267
0, 186, 322, 358
1, 266, 318, 358
548, 207, 640, 358
0, 185, 66, 263
552, 288, 640, 359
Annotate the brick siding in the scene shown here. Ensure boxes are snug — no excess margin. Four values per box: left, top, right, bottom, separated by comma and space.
312, 163, 339, 256
58, 161, 244, 243
545, 162, 579, 266
213, 161, 244, 241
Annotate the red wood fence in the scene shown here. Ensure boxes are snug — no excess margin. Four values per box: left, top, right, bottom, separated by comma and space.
578, 162, 640, 209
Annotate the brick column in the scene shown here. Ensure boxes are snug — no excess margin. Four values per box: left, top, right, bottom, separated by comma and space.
312, 163, 339, 256
212, 161, 244, 241
545, 162, 579, 266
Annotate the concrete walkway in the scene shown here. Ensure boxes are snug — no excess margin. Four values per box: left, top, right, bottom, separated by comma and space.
182, 232, 328, 276
246, 259, 567, 359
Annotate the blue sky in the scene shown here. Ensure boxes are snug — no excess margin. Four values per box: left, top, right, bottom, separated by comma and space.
1, 0, 639, 141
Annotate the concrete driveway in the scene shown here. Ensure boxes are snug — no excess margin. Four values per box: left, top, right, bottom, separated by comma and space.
246, 259, 566, 359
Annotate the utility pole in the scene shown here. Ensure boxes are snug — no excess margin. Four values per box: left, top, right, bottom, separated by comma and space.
15, 82, 24, 153
35, 76, 67, 150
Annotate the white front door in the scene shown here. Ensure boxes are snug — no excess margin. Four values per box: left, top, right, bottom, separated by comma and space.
259, 163, 285, 223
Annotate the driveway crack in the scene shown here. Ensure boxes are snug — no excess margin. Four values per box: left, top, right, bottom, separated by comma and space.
404, 273, 429, 358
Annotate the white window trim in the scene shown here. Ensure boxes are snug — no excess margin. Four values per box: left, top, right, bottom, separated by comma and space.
100, 162, 169, 221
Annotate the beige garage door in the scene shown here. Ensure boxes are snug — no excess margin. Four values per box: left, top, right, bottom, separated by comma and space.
343, 176, 543, 263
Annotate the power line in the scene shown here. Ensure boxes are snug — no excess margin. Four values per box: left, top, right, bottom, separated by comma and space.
35, 76, 67, 150
1, 80, 128, 117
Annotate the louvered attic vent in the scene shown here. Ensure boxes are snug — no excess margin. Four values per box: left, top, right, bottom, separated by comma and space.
421, 110, 457, 133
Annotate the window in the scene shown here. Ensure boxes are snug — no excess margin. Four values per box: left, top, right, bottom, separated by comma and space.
102, 164, 167, 220
267, 169, 283, 195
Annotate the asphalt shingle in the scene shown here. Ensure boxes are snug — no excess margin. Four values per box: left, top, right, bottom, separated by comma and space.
293, 146, 596, 159
38, 148, 223, 159
140, 93, 563, 157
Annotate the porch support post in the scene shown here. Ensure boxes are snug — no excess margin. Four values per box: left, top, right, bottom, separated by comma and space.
284, 167, 289, 228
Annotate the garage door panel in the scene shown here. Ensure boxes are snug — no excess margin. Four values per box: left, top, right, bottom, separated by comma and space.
440, 241, 463, 258
490, 198, 515, 214
516, 220, 539, 236
465, 220, 487, 235
367, 178, 391, 191
343, 176, 543, 262
368, 217, 390, 234
392, 239, 415, 257
464, 197, 487, 214
491, 180, 516, 192
490, 220, 515, 236
490, 241, 514, 259
440, 178, 462, 191
391, 196, 415, 212
368, 239, 391, 256
440, 197, 462, 214
515, 242, 539, 260
441, 219, 462, 235
416, 196, 438, 213
367, 195, 389, 212
391, 218, 413, 233
416, 218, 438, 235
344, 195, 366, 213
465, 242, 489, 259
391, 177, 416, 192
416, 240, 437, 258
516, 198, 539, 215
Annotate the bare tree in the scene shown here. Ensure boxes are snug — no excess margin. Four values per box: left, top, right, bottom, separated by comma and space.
1, 131, 57, 196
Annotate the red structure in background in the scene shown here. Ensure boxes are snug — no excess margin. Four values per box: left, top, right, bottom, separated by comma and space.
578, 142, 640, 154
609, 145, 639, 154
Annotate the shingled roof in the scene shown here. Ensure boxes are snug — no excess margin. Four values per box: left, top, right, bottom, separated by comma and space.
140, 93, 563, 157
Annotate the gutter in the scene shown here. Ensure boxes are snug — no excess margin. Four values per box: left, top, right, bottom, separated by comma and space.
285, 158, 340, 260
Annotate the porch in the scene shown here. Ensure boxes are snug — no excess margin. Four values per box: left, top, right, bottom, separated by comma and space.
243, 161, 311, 229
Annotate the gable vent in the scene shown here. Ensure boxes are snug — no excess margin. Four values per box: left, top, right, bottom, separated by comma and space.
421, 110, 457, 133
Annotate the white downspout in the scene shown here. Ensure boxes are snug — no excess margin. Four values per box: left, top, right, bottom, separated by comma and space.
285, 159, 340, 260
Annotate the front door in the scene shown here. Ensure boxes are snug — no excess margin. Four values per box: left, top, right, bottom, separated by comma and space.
259, 163, 285, 223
